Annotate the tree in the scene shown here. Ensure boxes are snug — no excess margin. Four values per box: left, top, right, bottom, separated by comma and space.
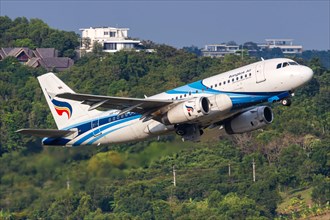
312, 175, 330, 205
217, 193, 266, 219
92, 41, 104, 55
13, 38, 36, 48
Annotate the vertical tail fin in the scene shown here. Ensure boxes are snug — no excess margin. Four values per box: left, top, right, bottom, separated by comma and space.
38, 72, 100, 130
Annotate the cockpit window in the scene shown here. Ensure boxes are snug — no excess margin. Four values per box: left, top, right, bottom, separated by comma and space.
289, 62, 298, 65
277, 61, 299, 69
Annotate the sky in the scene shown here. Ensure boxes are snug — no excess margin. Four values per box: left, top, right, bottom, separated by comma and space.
1, 0, 329, 50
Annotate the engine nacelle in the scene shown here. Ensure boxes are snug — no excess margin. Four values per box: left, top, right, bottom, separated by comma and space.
162, 97, 210, 125
208, 94, 233, 112
225, 106, 273, 134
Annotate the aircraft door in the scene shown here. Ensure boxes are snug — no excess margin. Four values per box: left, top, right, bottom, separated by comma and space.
255, 63, 266, 83
91, 119, 102, 136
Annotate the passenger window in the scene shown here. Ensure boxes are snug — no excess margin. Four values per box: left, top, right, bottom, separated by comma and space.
245, 74, 247, 77
210, 85, 213, 89
223, 81, 226, 85
184, 94, 186, 97
196, 90, 198, 93
240, 76, 243, 79
219, 82, 222, 86
232, 78, 234, 82
228, 80, 230, 83
249, 73, 251, 76
215, 84, 217, 87
180, 95, 182, 98
276, 63, 282, 69
236, 77, 239, 80
189, 91, 191, 95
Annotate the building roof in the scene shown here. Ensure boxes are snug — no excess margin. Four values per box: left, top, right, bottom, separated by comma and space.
34, 48, 57, 58
80, 27, 129, 31
4, 47, 34, 58
25, 57, 41, 68
42, 57, 73, 69
265, 39, 294, 42
0, 47, 74, 71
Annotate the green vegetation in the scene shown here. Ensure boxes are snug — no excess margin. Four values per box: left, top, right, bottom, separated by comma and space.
0, 17, 329, 219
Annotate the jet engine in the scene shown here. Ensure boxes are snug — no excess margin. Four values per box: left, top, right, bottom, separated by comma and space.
224, 106, 273, 134
208, 94, 233, 112
162, 97, 210, 125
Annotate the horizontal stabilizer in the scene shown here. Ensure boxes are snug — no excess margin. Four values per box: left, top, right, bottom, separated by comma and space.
16, 129, 75, 138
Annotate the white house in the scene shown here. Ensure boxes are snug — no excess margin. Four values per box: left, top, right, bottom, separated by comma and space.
80, 27, 141, 53
258, 39, 303, 54
201, 44, 240, 57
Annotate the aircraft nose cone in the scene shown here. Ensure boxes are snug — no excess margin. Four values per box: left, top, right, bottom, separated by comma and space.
304, 66, 314, 83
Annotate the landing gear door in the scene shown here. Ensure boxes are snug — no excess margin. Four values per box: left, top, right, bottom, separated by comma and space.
255, 63, 266, 83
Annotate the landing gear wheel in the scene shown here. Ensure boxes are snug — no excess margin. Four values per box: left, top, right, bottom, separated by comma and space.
281, 98, 292, 106
176, 129, 185, 136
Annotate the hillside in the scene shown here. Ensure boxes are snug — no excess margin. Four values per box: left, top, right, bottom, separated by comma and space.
0, 17, 329, 219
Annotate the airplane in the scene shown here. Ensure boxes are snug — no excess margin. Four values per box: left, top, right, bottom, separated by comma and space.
17, 58, 313, 146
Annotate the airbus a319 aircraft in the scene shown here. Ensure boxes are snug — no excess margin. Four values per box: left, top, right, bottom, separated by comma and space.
17, 58, 313, 146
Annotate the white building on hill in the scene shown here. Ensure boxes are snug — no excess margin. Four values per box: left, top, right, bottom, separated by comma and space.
201, 44, 240, 57
258, 39, 303, 54
80, 27, 141, 53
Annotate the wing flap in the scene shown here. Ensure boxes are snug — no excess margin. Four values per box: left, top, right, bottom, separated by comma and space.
16, 129, 75, 138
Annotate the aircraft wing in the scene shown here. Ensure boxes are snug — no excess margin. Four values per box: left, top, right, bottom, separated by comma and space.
16, 129, 75, 138
56, 92, 173, 114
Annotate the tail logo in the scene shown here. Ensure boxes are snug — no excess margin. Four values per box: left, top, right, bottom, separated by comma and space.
51, 98, 73, 119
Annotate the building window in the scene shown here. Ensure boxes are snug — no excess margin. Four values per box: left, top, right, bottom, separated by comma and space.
124, 43, 134, 49
104, 43, 117, 50
104, 32, 109, 35
110, 32, 116, 37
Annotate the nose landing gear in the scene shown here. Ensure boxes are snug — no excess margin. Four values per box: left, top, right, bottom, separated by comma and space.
281, 98, 292, 106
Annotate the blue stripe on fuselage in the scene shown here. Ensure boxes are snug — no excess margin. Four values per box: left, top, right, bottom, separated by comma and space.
72, 115, 140, 146
42, 113, 141, 146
